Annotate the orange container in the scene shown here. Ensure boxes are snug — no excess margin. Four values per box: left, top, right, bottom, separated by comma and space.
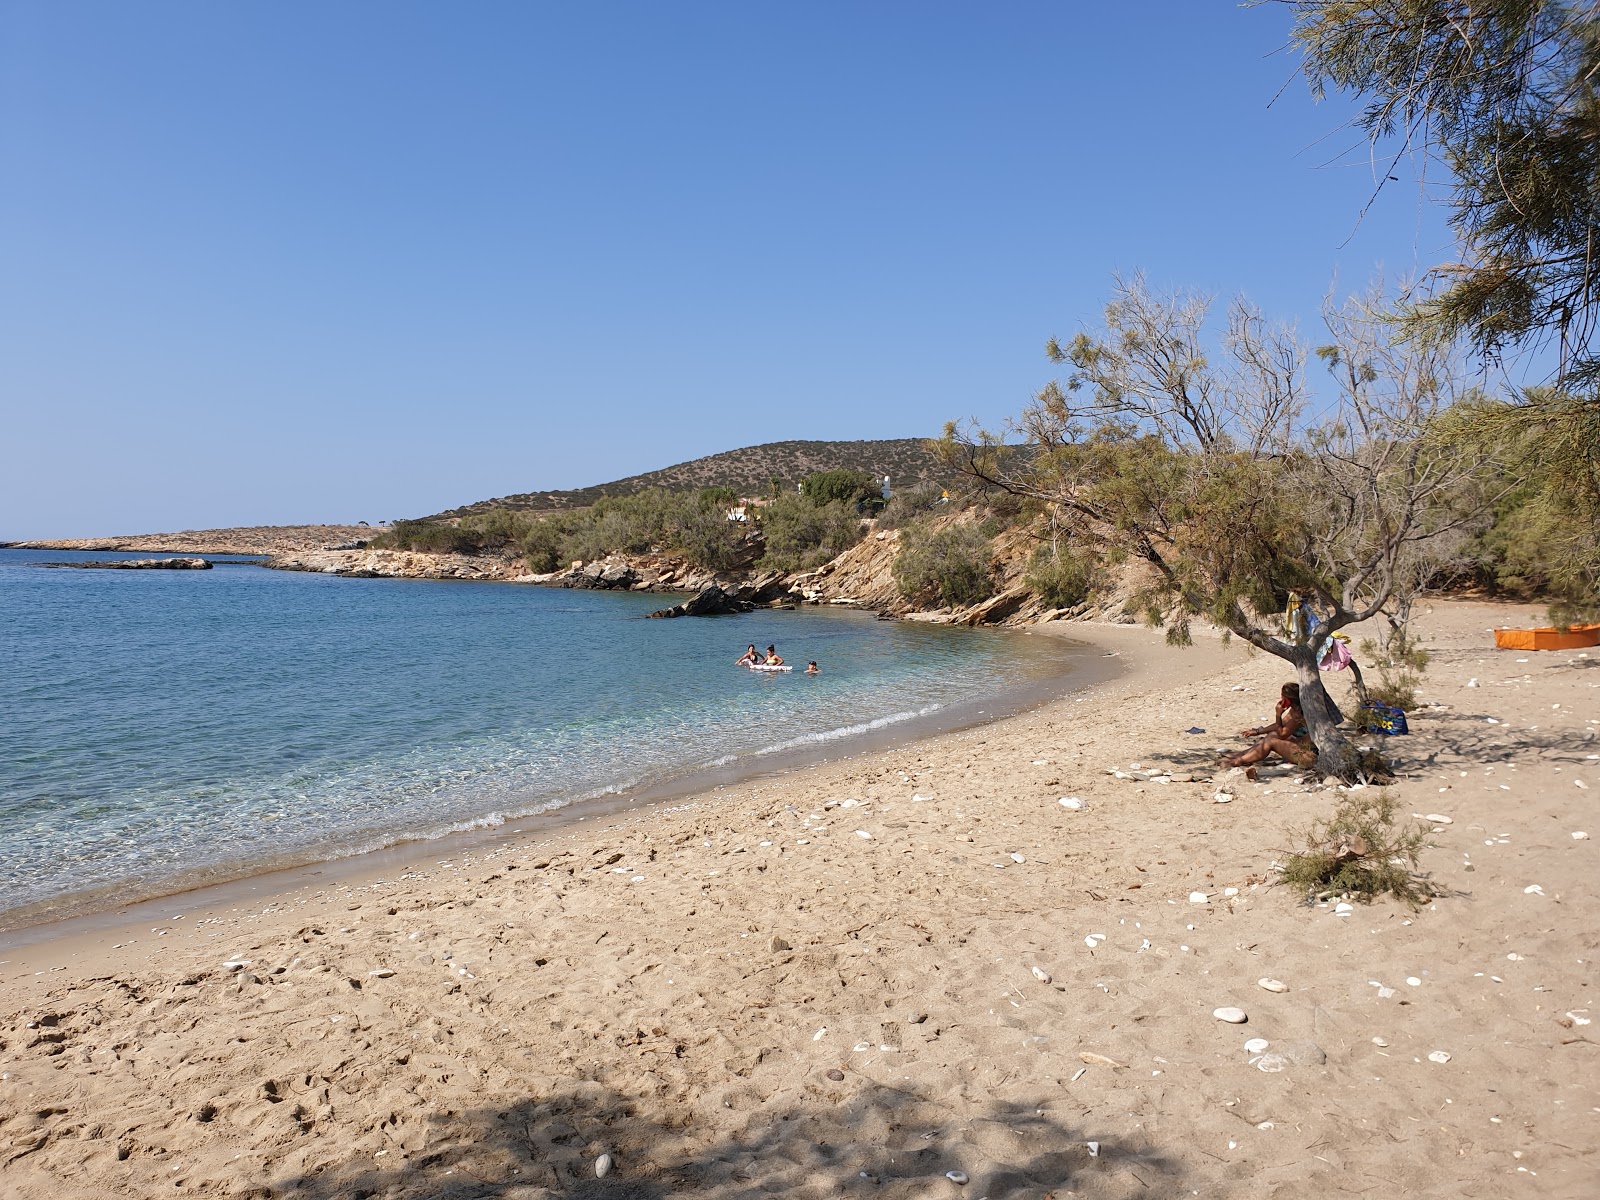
1493, 624, 1600, 651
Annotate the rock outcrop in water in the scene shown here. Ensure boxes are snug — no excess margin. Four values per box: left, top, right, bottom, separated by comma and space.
45, 557, 212, 570
647, 584, 754, 618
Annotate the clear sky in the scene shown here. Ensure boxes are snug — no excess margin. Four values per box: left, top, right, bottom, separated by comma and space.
1, 2, 1458, 539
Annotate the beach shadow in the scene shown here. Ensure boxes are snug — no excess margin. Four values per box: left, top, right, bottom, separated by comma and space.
265, 1077, 1183, 1199
1403, 709, 1597, 767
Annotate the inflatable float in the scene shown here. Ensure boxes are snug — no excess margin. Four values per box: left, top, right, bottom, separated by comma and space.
1493, 624, 1599, 651
745, 663, 793, 672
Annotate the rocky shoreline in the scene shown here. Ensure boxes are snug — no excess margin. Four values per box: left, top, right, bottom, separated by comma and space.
263, 535, 1146, 630
40, 557, 212, 570
4, 525, 383, 556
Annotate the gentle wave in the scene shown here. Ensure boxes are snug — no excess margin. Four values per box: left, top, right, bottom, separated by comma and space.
753, 704, 944, 756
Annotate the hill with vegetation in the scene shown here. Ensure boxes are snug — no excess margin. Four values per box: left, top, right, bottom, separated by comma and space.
430, 438, 947, 519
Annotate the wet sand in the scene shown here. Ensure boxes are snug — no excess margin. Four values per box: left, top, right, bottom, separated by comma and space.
1, 601, 1595, 1197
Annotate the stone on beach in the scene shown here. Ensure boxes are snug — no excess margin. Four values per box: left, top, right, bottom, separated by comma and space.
1257, 977, 1288, 992
594, 1152, 613, 1178
1213, 1007, 1248, 1024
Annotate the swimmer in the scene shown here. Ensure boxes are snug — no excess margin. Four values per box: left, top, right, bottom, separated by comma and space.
735, 644, 760, 666
763, 644, 785, 667
804, 661, 819, 674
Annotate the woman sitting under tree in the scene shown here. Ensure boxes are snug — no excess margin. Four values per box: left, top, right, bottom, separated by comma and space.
1222, 682, 1318, 770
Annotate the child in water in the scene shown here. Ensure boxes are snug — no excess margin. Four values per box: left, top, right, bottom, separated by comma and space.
804, 661, 819, 674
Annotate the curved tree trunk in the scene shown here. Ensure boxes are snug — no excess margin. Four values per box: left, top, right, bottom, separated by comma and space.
1293, 652, 1362, 782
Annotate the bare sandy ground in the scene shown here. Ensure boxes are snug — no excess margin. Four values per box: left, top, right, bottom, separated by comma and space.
1, 601, 1595, 1198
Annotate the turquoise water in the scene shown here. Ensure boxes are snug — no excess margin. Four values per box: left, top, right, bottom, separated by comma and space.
1, 548, 1077, 925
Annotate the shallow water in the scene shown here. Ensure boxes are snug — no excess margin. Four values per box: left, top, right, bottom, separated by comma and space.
1, 548, 1076, 924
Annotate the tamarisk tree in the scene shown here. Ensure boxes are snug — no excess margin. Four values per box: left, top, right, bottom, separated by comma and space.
940, 276, 1491, 780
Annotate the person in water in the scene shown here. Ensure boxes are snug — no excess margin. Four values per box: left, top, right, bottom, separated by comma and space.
735, 644, 760, 666
1221, 682, 1317, 769
763, 645, 784, 666
804, 661, 819, 674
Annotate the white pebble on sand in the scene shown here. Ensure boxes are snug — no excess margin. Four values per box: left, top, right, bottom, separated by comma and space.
368, 968, 395, 978
1574, 832, 1590, 840
1214, 1007, 1248, 1024
1244, 1037, 1270, 1054
1031, 965, 1052, 983
945, 1170, 969, 1184
1425, 814, 1453, 824
1371, 1036, 1389, 1047
1258, 978, 1288, 993
1059, 796, 1084, 809
1189, 891, 1209, 903
1428, 1050, 1452, 1064
1525, 884, 1545, 895
594, 1153, 613, 1178
1406, 977, 1422, 986
854, 830, 871, 839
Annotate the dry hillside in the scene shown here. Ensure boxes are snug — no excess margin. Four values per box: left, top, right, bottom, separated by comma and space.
432, 438, 949, 518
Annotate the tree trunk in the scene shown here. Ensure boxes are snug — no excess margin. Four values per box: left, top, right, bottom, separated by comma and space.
1293, 652, 1362, 782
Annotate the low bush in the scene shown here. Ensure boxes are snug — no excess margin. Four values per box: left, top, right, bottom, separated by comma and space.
1359, 626, 1430, 711
893, 521, 994, 608
800, 468, 879, 509
1278, 791, 1435, 907
379, 519, 485, 554
876, 483, 945, 530
758, 494, 864, 572
1025, 544, 1097, 609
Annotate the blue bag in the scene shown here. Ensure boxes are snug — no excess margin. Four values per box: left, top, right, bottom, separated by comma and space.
1366, 703, 1409, 736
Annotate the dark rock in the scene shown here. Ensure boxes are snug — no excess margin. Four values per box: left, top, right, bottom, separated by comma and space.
648, 584, 754, 618
44, 557, 212, 570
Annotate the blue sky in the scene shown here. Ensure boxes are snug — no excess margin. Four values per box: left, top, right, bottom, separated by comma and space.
2, 2, 1458, 538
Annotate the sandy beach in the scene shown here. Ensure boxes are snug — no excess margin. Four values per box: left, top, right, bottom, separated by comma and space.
2, 600, 1595, 1198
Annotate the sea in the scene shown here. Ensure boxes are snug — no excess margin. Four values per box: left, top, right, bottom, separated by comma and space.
0, 548, 1086, 928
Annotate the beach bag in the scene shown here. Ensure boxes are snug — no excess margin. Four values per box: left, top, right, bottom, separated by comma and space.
1364, 703, 1409, 736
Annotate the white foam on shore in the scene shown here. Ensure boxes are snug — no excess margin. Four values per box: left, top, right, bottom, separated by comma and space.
752, 705, 944, 756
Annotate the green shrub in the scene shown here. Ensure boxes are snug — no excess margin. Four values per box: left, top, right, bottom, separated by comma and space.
801, 468, 878, 508
1025, 545, 1096, 608
379, 519, 485, 554
758, 494, 864, 571
876, 483, 945, 530
1278, 791, 1435, 908
1359, 626, 1430, 711
893, 521, 994, 608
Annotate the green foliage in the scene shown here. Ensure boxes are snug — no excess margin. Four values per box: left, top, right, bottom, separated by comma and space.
555, 488, 747, 573
1358, 626, 1430, 712
1025, 544, 1096, 609
1278, 792, 1435, 908
757, 495, 864, 572
876, 483, 945, 530
893, 521, 994, 608
800, 468, 879, 508
378, 519, 487, 554
1290, 1, 1600, 390
1448, 390, 1600, 617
